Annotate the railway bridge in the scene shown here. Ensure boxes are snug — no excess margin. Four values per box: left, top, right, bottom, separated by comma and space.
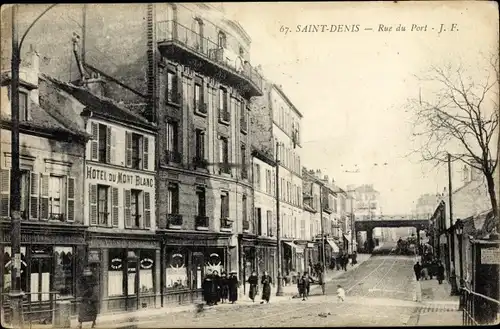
354, 215, 429, 253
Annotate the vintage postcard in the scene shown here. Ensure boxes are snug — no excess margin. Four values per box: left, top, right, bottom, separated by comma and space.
0, 1, 499, 328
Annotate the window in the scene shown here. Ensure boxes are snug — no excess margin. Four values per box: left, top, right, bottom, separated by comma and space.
90, 123, 112, 164
265, 169, 272, 194
241, 144, 247, 179
54, 247, 74, 297
195, 129, 205, 161
255, 207, 262, 235
98, 124, 107, 163
48, 176, 64, 220
126, 132, 149, 170
132, 134, 142, 169
139, 249, 155, 295
165, 249, 188, 291
167, 183, 179, 215
240, 101, 247, 132
167, 71, 179, 104
97, 185, 109, 226
239, 46, 244, 57
196, 186, 206, 217
20, 170, 30, 219
218, 88, 229, 122
194, 80, 206, 114
254, 164, 261, 190
130, 189, 141, 228
194, 18, 203, 50
219, 136, 229, 174
242, 195, 247, 226
19, 90, 28, 121
165, 121, 180, 163
108, 249, 124, 296
218, 31, 226, 48
266, 210, 273, 236
220, 191, 229, 219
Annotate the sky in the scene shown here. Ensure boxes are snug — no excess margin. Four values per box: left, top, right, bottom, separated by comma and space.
223, 1, 499, 214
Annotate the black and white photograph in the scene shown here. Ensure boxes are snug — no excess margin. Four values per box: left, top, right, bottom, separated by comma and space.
0, 1, 499, 327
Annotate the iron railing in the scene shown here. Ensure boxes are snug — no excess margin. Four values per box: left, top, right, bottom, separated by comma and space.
167, 213, 183, 227
462, 287, 500, 325
165, 150, 182, 164
156, 20, 263, 93
195, 215, 209, 228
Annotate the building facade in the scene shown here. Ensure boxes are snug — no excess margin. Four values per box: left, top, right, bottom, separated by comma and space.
0, 53, 89, 319
43, 74, 158, 313
10, 3, 263, 306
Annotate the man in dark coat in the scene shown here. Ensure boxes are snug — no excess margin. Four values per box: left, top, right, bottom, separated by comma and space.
297, 273, 306, 301
212, 270, 221, 305
413, 261, 422, 281
78, 271, 99, 329
352, 251, 357, 265
260, 271, 272, 304
437, 261, 445, 284
219, 271, 229, 303
228, 271, 239, 304
247, 271, 259, 302
202, 271, 217, 306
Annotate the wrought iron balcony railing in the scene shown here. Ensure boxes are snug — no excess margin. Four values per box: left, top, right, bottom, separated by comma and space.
195, 215, 209, 228
165, 150, 182, 164
193, 156, 208, 169
167, 213, 183, 227
219, 107, 230, 123
156, 20, 263, 95
220, 218, 233, 230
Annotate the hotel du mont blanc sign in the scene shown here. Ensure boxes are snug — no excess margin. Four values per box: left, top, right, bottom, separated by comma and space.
86, 165, 154, 188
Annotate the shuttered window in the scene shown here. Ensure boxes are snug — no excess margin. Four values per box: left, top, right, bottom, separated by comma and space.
144, 191, 151, 228
143, 136, 149, 170
89, 184, 98, 226
30, 172, 38, 220
40, 174, 49, 220
124, 189, 131, 228
0, 169, 10, 217
91, 122, 99, 161
125, 132, 133, 167
66, 177, 75, 222
112, 187, 119, 227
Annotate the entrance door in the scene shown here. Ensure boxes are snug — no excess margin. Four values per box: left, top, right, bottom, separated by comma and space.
30, 256, 52, 303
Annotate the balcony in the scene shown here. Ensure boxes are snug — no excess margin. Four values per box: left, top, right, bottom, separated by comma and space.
156, 20, 263, 98
195, 215, 209, 230
218, 107, 230, 124
220, 218, 233, 232
219, 162, 231, 175
165, 150, 182, 164
323, 206, 333, 214
167, 214, 183, 229
193, 156, 208, 170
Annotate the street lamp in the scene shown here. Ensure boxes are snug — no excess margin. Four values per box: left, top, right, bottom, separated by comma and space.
8, 4, 58, 327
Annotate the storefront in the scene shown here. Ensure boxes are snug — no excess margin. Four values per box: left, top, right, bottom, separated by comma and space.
316, 237, 340, 268
85, 232, 160, 313
282, 240, 306, 275
0, 222, 86, 321
159, 231, 232, 306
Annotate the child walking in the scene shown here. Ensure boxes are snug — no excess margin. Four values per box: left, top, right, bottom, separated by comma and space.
336, 284, 345, 302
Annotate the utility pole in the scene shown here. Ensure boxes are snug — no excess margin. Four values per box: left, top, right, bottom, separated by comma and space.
448, 153, 458, 295
9, 5, 24, 327
350, 194, 355, 254
319, 182, 326, 274
275, 141, 283, 296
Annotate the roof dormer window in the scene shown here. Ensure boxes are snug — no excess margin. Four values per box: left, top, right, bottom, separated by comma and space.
19, 90, 28, 121
218, 31, 226, 48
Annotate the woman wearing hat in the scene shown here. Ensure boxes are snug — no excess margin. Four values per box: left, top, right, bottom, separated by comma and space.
247, 271, 259, 303
228, 271, 239, 304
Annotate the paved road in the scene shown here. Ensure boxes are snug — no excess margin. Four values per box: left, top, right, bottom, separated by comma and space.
108, 247, 425, 328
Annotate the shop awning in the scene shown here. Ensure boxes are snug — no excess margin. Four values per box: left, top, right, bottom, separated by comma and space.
326, 239, 340, 253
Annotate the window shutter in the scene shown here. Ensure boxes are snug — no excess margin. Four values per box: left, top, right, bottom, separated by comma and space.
0, 169, 10, 217
106, 125, 112, 164
125, 132, 132, 167
112, 187, 119, 227
91, 122, 99, 161
66, 177, 75, 222
143, 136, 149, 170
110, 128, 116, 164
89, 184, 97, 226
144, 191, 151, 228
124, 189, 131, 227
40, 174, 49, 220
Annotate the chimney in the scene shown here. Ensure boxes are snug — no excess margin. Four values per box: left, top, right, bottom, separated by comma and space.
83, 72, 106, 97
324, 175, 329, 182
26, 44, 40, 105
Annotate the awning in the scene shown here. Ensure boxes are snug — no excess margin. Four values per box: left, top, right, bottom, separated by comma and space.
326, 239, 340, 253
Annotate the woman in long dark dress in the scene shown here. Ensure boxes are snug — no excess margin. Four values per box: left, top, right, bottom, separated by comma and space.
78, 272, 98, 329
297, 274, 306, 300
228, 271, 239, 304
260, 271, 272, 304
247, 271, 259, 303
220, 272, 229, 303
212, 270, 221, 305
203, 271, 216, 306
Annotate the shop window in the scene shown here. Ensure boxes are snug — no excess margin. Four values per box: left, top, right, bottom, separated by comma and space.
54, 246, 74, 297
108, 249, 124, 296
30, 246, 52, 302
191, 252, 204, 290
165, 249, 188, 291
204, 250, 223, 275
139, 250, 155, 294
2, 247, 27, 294
127, 253, 137, 296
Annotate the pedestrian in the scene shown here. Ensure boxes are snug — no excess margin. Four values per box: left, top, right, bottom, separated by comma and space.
228, 271, 239, 304
330, 257, 336, 270
336, 284, 345, 302
336, 255, 341, 270
247, 271, 259, 302
341, 254, 348, 271
260, 270, 273, 304
437, 261, 445, 284
413, 261, 422, 281
202, 270, 216, 306
297, 273, 306, 301
212, 270, 221, 305
78, 270, 98, 329
220, 271, 229, 303
304, 272, 312, 299
352, 251, 357, 265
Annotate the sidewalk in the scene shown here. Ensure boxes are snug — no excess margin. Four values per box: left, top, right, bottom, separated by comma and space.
70, 254, 373, 328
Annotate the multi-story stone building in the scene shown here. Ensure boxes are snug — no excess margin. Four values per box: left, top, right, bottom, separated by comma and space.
250, 80, 307, 276
302, 168, 342, 269
0, 51, 89, 319
10, 3, 263, 306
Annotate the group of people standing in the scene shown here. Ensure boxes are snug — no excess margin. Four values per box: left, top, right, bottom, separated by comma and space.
297, 272, 313, 301
202, 270, 239, 306
413, 259, 445, 283
329, 252, 356, 271
247, 271, 273, 304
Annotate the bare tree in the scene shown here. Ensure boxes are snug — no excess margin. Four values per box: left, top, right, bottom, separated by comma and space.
408, 55, 499, 229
